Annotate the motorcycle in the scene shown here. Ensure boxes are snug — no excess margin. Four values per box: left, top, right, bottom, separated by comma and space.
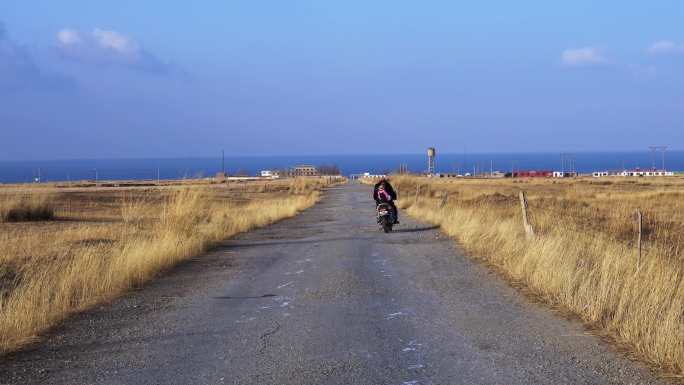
376, 202, 396, 233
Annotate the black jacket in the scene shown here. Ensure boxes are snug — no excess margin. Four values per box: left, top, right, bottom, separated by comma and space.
373, 180, 397, 203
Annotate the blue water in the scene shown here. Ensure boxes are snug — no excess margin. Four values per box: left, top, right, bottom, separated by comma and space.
0, 152, 682, 183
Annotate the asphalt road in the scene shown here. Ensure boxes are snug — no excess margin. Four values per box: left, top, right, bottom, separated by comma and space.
0, 183, 668, 385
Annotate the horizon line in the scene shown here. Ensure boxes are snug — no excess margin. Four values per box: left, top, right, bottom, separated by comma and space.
1, 149, 682, 163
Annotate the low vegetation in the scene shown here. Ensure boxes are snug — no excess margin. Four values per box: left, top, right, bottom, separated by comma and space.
386, 175, 684, 375
0, 178, 337, 353
0, 193, 54, 222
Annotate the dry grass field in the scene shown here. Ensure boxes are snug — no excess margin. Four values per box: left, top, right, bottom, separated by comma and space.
0, 178, 337, 354
380, 175, 684, 376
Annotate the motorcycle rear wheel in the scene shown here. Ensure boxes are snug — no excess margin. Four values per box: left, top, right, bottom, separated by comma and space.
381, 217, 392, 233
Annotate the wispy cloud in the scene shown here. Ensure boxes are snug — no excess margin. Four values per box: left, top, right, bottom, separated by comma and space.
56, 27, 168, 73
57, 28, 82, 46
561, 47, 608, 67
0, 22, 75, 93
647, 40, 684, 55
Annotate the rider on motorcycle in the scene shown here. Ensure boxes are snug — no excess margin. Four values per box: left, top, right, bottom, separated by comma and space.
373, 178, 399, 224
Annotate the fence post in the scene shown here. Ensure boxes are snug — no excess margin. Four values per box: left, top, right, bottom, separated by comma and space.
519, 191, 534, 238
440, 192, 449, 208
636, 209, 643, 271
414, 185, 421, 204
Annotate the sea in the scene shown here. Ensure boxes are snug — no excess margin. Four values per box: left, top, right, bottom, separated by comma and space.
0, 152, 682, 184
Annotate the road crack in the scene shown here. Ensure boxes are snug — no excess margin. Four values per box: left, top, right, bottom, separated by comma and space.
258, 321, 281, 354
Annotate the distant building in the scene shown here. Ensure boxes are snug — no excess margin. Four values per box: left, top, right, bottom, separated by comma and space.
260, 170, 278, 178
511, 170, 553, 178
593, 169, 674, 177
553, 171, 577, 178
348, 172, 386, 180
427, 172, 470, 178
291, 165, 319, 177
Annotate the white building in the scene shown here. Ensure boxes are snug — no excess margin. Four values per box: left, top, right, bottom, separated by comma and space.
260, 170, 279, 178
362, 172, 387, 179
592, 169, 674, 177
554, 171, 578, 178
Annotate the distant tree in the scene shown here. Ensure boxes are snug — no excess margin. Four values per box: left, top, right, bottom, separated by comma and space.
235, 168, 250, 176
317, 164, 341, 176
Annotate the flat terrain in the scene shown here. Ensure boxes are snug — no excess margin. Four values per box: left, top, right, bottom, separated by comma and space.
0, 183, 667, 384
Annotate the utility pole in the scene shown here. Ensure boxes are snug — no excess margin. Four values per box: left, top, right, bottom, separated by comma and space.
463, 146, 467, 176
222, 150, 225, 174
511, 160, 520, 176
561, 153, 576, 176
648, 145, 668, 170
569, 155, 575, 175
560, 153, 568, 174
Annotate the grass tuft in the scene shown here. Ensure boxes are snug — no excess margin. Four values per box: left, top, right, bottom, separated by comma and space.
0, 194, 55, 222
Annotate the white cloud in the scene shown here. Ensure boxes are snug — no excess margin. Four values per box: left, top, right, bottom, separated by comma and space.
647, 40, 684, 55
57, 28, 82, 45
56, 27, 167, 73
92, 28, 138, 54
561, 47, 608, 67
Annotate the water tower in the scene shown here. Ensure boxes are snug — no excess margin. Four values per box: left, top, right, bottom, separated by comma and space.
427, 147, 436, 174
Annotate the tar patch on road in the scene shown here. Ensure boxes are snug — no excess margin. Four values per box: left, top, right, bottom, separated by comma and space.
213, 294, 277, 299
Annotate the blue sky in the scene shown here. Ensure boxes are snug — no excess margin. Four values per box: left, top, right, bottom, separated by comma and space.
1, 1, 683, 160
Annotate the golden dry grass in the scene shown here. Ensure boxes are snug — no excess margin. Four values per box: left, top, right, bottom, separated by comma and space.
0, 178, 338, 354
386, 175, 684, 375
0, 193, 55, 222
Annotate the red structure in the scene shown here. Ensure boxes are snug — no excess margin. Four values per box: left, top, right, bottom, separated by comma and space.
512, 170, 553, 178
